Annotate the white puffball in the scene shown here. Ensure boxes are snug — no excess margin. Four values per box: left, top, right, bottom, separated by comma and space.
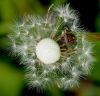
36, 38, 61, 64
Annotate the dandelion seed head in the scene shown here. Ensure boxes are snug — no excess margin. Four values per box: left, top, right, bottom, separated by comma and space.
9, 3, 94, 90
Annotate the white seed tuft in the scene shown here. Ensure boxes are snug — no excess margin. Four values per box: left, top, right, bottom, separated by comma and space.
9, 3, 94, 90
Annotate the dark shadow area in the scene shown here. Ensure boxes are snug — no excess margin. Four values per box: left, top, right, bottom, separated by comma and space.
68, 0, 99, 32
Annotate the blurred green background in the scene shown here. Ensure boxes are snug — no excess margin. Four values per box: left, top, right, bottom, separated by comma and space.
0, 0, 100, 96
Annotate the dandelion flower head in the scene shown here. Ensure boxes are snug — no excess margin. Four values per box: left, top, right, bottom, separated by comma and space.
9, 4, 94, 90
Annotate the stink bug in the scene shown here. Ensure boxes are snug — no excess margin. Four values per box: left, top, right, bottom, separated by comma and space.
58, 28, 77, 50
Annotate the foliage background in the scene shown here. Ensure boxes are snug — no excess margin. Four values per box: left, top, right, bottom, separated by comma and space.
0, 0, 100, 96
